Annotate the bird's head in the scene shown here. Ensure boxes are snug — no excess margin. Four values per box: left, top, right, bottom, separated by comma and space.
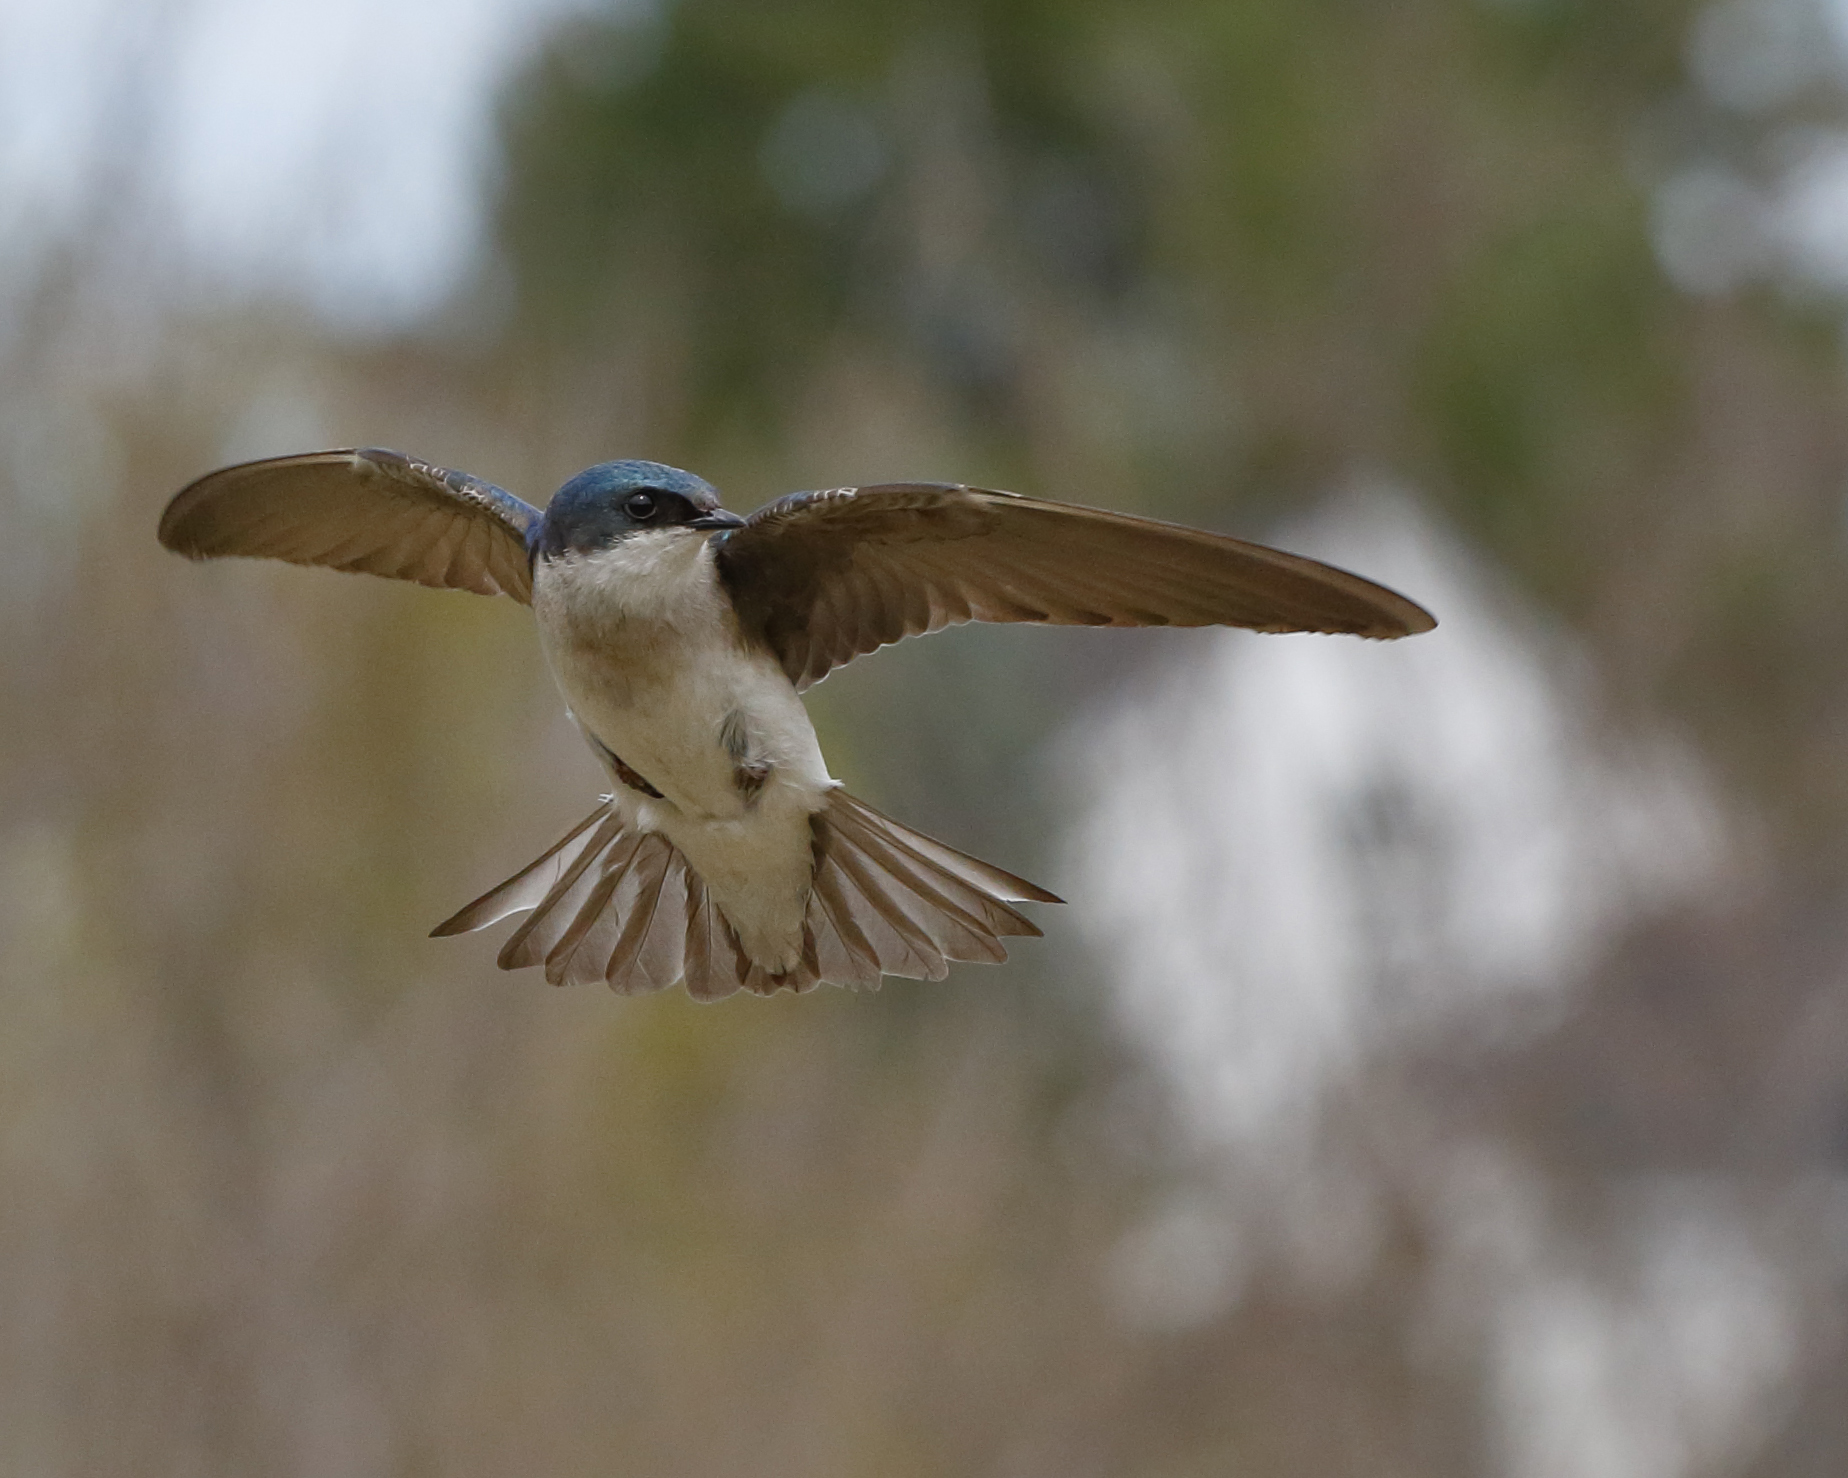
534, 460, 744, 560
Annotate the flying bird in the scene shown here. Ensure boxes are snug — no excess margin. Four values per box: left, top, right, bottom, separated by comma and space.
159, 448, 1435, 1001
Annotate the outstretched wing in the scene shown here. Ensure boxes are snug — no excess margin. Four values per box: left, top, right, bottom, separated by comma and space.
158, 447, 542, 603
715, 483, 1437, 689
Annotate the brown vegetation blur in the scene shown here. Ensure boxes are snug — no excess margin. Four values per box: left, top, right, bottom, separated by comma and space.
4, 0, 1848, 1473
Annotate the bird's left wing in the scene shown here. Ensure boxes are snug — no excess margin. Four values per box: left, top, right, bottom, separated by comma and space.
158, 447, 542, 603
715, 483, 1437, 689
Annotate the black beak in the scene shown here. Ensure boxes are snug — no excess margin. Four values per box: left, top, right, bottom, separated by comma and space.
689, 509, 747, 531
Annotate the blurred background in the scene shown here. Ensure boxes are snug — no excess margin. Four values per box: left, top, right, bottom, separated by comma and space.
4, 0, 1848, 1472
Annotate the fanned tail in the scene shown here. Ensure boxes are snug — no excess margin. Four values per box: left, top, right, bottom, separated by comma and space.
430, 789, 1060, 1001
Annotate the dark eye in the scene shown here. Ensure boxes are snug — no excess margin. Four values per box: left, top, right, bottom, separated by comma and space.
624, 491, 657, 520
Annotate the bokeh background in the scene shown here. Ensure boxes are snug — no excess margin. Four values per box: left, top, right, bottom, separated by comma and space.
5, 0, 1848, 1472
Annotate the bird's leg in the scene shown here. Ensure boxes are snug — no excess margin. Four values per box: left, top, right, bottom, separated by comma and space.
588, 734, 664, 799
719, 710, 771, 804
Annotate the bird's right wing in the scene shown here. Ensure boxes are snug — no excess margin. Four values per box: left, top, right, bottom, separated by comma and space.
158, 447, 542, 603
715, 483, 1436, 689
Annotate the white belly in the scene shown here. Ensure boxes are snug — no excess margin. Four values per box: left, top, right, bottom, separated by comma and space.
531, 530, 835, 968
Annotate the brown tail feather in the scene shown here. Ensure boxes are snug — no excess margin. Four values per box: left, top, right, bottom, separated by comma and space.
682, 872, 744, 1003
543, 858, 624, 984
804, 862, 883, 990
819, 827, 949, 980
603, 837, 678, 995
495, 813, 627, 971
828, 791, 1062, 905
432, 788, 1058, 1000
831, 815, 1023, 956
428, 803, 615, 936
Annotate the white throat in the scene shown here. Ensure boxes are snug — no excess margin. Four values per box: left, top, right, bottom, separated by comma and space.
536, 527, 728, 636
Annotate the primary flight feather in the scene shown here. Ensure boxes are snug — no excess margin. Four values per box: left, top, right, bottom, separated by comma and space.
159, 448, 1434, 1001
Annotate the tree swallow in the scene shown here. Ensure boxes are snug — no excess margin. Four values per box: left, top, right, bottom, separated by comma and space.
159, 448, 1435, 1001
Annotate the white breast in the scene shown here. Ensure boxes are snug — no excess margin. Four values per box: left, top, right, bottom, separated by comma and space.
530, 529, 835, 970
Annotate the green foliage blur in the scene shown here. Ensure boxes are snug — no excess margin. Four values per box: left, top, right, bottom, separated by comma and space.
493, 0, 1848, 844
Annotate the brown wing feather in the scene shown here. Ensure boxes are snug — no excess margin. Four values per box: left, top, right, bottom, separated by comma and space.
716, 483, 1436, 688
157, 447, 541, 603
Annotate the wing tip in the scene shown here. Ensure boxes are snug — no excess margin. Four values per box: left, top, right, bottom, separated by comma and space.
156, 484, 219, 558
156, 449, 369, 558
1376, 597, 1438, 638
154, 447, 537, 603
